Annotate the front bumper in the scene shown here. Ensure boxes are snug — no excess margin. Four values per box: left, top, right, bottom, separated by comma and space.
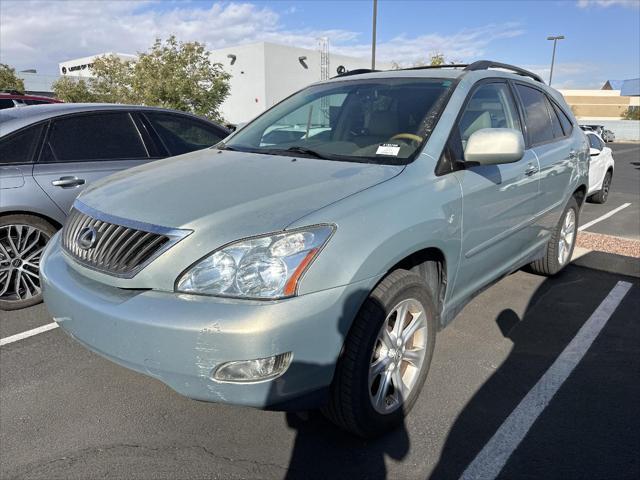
41, 234, 376, 409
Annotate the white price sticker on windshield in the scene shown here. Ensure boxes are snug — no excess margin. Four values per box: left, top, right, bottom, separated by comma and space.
376, 143, 401, 156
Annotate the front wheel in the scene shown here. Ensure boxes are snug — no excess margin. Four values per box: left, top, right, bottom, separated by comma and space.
528, 197, 579, 276
322, 269, 436, 438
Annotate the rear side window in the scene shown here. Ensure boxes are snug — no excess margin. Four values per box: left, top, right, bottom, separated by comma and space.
547, 98, 564, 139
43, 112, 148, 162
145, 112, 225, 156
0, 124, 44, 164
515, 85, 554, 146
552, 103, 573, 135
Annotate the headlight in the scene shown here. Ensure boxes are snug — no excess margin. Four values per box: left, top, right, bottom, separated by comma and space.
176, 225, 334, 299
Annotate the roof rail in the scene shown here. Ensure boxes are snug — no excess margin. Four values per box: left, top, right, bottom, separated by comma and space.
333, 68, 379, 78
464, 61, 544, 83
400, 64, 468, 71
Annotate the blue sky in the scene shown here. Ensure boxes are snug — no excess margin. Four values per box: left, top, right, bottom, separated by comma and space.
2, 0, 639, 88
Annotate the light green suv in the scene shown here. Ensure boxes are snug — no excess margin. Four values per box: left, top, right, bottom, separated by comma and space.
41, 61, 589, 437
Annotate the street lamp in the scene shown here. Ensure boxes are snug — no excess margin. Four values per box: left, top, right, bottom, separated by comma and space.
547, 35, 565, 86
371, 0, 378, 70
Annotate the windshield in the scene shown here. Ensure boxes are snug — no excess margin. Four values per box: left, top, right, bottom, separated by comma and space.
224, 78, 454, 164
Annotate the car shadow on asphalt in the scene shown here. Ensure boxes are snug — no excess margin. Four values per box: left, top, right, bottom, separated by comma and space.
430, 252, 639, 480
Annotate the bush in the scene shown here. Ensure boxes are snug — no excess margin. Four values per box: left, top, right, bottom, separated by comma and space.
622, 107, 640, 120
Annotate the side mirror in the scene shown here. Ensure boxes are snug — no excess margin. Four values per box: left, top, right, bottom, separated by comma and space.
589, 147, 601, 157
464, 128, 525, 165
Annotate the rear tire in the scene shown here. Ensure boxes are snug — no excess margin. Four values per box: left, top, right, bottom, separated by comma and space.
589, 170, 612, 205
0, 214, 56, 311
322, 269, 437, 438
528, 197, 579, 276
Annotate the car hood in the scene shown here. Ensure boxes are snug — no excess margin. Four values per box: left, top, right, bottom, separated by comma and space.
79, 148, 403, 236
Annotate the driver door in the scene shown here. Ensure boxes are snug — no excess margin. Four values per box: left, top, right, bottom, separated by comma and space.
450, 81, 540, 303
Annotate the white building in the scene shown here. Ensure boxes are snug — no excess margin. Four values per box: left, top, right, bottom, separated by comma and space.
57, 43, 389, 123
210, 42, 391, 124
58, 53, 137, 78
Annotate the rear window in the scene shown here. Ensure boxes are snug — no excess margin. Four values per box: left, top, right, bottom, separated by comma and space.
43, 112, 148, 162
0, 99, 15, 110
145, 112, 225, 156
515, 84, 554, 146
0, 124, 44, 164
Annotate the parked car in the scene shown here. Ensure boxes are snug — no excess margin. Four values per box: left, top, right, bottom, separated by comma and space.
602, 128, 615, 143
0, 103, 230, 310
0, 91, 62, 109
41, 61, 589, 437
585, 131, 615, 203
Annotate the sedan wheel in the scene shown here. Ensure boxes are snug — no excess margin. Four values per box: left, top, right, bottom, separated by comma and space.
0, 215, 56, 311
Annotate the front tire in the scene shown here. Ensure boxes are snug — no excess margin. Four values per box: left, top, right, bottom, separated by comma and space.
323, 269, 436, 438
0, 215, 56, 311
528, 197, 579, 276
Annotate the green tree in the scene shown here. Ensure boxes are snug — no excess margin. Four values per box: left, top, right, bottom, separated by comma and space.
622, 106, 640, 120
428, 53, 445, 66
0, 64, 25, 93
132, 36, 230, 121
52, 76, 97, 103
51, 36, 230, 121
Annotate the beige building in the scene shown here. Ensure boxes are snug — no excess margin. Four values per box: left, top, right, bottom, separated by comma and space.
559, 88, 638, 119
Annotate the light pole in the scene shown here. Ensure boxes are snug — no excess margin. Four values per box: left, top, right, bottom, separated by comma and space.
547, 35, 565, 86
371, 0, 378, 70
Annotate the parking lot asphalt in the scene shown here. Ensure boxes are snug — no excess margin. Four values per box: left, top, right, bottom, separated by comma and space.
1, 142, 639, 480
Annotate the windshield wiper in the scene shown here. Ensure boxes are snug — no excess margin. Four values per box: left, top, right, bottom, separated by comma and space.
284, 146, 328, 159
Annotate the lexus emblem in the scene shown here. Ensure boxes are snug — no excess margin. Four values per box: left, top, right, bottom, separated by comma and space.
77, 226, 98, 250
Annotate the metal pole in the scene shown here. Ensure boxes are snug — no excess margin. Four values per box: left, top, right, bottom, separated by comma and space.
549, 39, 557, 85
547, 35, 564, 86
371, 0, 377, 70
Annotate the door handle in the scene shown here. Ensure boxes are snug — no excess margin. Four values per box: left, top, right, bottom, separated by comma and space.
51, 176, 86, 188
524, 164, 539, 176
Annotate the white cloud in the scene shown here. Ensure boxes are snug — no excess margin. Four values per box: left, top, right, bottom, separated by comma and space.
577, 0, 640, 8
0, 1, 523, 73
523, 62, 606, 89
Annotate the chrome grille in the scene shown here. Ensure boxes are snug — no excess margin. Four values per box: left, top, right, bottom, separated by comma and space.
61, 202, 190, 277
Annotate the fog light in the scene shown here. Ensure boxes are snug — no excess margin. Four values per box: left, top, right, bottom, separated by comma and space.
213, 352, 293, 383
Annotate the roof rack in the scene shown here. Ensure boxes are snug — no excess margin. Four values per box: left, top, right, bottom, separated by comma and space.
400, 64, 468, 71
334, 68, 379, 78
464, 61, 544, 83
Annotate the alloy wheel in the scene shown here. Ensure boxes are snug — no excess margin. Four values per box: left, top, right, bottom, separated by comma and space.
0, 224, 50, 302
369, 298, 428, 414
557, 208, 576, 266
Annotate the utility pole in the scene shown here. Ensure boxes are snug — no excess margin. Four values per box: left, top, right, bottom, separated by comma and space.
547, 35, 565, 86
371, 0, 378, 70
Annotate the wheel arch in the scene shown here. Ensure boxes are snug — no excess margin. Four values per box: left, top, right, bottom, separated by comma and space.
0, 210, 63, 230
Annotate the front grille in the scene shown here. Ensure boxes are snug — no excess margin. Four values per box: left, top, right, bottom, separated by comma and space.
61, 203, 190, 277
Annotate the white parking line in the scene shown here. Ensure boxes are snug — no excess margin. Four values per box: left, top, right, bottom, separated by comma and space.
579, 203, 631, 232
460, 280, 633, 480
0, 322, 58, 347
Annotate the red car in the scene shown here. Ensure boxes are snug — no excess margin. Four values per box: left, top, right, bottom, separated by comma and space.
0, 91, 62, 109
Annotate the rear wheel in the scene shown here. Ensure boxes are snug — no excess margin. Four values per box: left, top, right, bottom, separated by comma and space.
528, 197, 578, 276
322, 269, 436, 437
0, 215, 56, 311
589, 170, 612, 204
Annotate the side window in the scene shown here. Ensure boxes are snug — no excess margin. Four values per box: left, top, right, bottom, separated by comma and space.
515, 84, 554, 145
547, 97, 564, 139
552, 103, 573, 135
145, 112, 225, 156
43, 112, 148, 162
0, 99, 16, 110
0, 124, 44, 164
458, 82, 522, 148
588, 134, 601, 150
